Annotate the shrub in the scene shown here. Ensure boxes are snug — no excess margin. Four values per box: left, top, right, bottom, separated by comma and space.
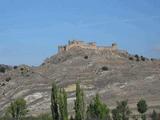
151, 110, 158, 120
137, 99, 147, 120
112, 100, 131, 120
135, 54, 139, 58
141, 56, 145, 61
151, 58, 156, 61
5, 77, 11, 82
129, 57, 134, 61
84, 56, 88, 59
102, 66, 109, 71
41, 63, 45, 66
87, 94, 110, 120
136, 58, 140, 61
112, 108, 121, 120
6, 98, 28, 120
0, 67, 5, 73
1, 83, 5, 86
135, 55, 140, 61
20, 68, 24, 71
137, 99, 147, 114
13, 66, 18, 69
132, 115, 138, 120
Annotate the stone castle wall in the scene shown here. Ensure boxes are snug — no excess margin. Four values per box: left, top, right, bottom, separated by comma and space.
58, 40, 117, 52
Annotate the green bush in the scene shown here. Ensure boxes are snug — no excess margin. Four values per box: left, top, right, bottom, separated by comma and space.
84, 56, 88, 59
13, 66, 18, 69
141, 56, 146, 61
137, 99, 147, 114
112, 100, 131, 120
0, 67, 5, 73
102, 66, 109, 71
137, 99, 148, 120
1, 83, 5, 86
135, 55, 140, 61
129, 57, 134, 61
87, 94, 110, 120
5, 77, 11, 82
6, 98, 28, 120
151, 110, 158, 120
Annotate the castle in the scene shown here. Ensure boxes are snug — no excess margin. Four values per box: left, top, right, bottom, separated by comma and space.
58, 40, 118, 52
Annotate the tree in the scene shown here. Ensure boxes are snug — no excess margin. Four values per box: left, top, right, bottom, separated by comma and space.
87, 94, 110, 120
59, 88, 68, 120
74, 81, 85, 120
6, 98, 28, 120
51, 82, 60, 120
51, 82, 68, 120
63, 89, 68, 120
112, 108, 121, 120
112, 100, 131, 120
151, 110, 158, 120
137, 99, 147, 120
0, 67, 5, 73
70, 116, 74, 120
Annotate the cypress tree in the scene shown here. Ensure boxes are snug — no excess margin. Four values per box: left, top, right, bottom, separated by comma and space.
63, 89, 68, 120
51, 82, 60, 120
59, 88, 68, 120
74, 81, 85, 120
151, 110, 158, 120
70, 116, 74, 120
51, 82, 68, 120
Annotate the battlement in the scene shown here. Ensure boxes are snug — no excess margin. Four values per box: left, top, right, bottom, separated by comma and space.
58, 40, 117, 52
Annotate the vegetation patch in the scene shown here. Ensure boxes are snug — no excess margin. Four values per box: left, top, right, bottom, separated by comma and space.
0, 67, 5, 73
129, 56, 134, 61
5, 77, 11, 82
84, 55, 88, 59
101, 66, 109, 71
13, 66, 18, 69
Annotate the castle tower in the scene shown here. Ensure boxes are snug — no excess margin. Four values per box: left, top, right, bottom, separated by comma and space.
88, 42, 97, 49
58, 45, 67, 52
112, 43, 118, 50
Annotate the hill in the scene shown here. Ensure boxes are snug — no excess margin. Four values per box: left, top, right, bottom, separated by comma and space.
0, 40, 160, 116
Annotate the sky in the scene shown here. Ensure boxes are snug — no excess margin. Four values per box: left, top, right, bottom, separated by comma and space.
0, 0, 160, 66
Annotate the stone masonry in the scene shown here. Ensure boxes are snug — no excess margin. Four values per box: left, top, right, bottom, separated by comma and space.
58, 40, 118, 52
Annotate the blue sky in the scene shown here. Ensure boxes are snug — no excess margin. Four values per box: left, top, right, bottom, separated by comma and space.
0, 0, 160, 66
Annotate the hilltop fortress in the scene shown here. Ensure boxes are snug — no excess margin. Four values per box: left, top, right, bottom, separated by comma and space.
58, 40, 118, 52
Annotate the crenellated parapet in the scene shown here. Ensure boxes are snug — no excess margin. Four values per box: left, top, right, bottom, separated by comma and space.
58, 40, 118, 52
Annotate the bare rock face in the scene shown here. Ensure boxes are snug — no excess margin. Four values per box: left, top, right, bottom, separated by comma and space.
0, 41, 160, 116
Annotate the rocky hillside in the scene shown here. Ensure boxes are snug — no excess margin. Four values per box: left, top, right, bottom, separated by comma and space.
0, 42, 160, 116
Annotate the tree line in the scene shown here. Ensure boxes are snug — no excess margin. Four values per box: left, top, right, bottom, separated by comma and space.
1, 81, 160, 120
